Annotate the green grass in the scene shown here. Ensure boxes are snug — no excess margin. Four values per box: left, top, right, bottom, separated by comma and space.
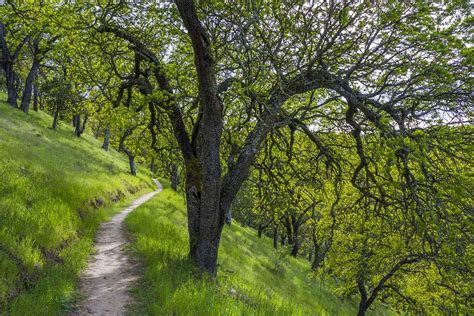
126, 181, 393, 315
0, 96, 153, 315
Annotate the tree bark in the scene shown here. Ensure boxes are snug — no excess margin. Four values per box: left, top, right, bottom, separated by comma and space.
291, 236, 300, 257
311, 243, 326, 271
0, 24, 28, 108
121, 146, 136, 176
171, 163, 179, 190
356, 256, 422, 316
33, 83, 39, 111
4, 62, 16, 107
176, 0, 225, 276
20, 60, 38, 113
257, 224, 265, 238
73, 114, 88, 137
52, 108, 59, 130
128, 154, 136, 176
102, 128, 110, 151
38, 89, 44, 110
150, 157, 156, 173
105, 0, 317, 276
357, 278, 368, 316
119, 127, 137, 176
6, 64, 16, 106
273, 225, 278, 249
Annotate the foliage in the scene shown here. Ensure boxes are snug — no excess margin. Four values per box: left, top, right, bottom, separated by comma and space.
0, 0, 472, 314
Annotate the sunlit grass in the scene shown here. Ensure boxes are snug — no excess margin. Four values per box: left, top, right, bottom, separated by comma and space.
126, 181, 393, 315
0, 98, 153, 315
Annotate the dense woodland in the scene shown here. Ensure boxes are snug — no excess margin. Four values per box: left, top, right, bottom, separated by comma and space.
0, 1, 472, 315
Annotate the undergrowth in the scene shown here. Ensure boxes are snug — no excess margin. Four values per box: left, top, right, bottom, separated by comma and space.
0, 98, 153, 315
126, 181, 393, 315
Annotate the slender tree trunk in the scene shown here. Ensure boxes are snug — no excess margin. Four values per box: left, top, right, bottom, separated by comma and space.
311, 243, 323, 271
285, 217, 294, 245
357, 301, 367, 316
119, 127, 137, 176
39, 90, 44, 110
101, 128, 110, 151
0, 24, 27, 108
257, 224, 265, 238
291, 234, 300, 257
291, 217, 301, 256
281, 235, 286, 246
171, 163, 179, 191
73, 114, 88, 137
81, 115, 88, 134
311, 237, 328, 271
5, 62, 16, 107
20, 61, 38, 113
150, 157, 156, 172
357, 293, 368, 316
73, 114, 79, 128
357, 278, 369, 316
52, 108, 59, 130
273, 225, 278, 249
128, 153, 136, 176
33, 83, 39, 111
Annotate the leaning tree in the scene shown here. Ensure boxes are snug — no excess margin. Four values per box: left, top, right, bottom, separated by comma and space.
71, 1, 472, 275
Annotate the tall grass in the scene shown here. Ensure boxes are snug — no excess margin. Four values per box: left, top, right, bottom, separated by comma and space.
0, 98, 153, 315
126, 181, 393, 315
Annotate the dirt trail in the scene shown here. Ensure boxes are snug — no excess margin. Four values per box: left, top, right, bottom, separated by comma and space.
71, 180, 162, 316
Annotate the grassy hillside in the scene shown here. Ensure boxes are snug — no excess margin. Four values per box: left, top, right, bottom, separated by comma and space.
126, 181, 393, 315
0, 97, 153, 315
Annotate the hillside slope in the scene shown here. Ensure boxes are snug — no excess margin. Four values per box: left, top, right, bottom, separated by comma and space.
126, 181, 393, 315
0, 99, 153, 315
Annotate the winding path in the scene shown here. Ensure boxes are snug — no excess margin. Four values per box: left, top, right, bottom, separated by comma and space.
71, 180, 162, 316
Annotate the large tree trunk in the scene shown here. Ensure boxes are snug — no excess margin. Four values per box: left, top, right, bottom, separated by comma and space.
101, 128, 110, 151
176, 0, 226, 277
185, 183, 224, 276
20, 61, 39, 113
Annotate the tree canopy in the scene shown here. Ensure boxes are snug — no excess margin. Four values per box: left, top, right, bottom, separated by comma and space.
1, 1, 472, 314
